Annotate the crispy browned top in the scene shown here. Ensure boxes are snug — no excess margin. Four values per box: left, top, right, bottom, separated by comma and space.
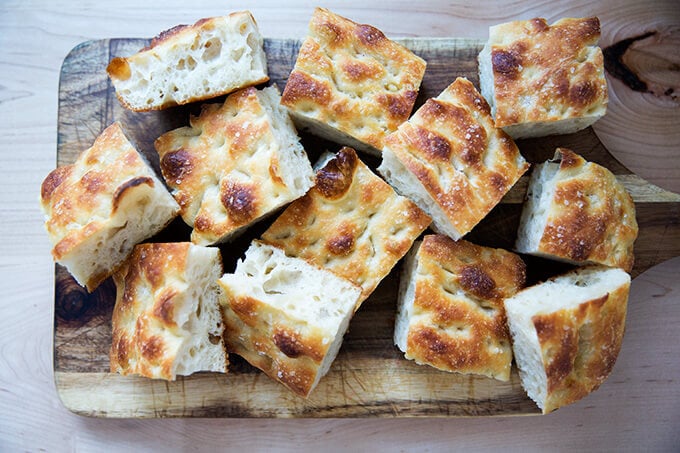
532, 272, 629, 413
262, 147, 431, 305
384, 78, 529, 236
488, 17, 607, 127
110, 243, 194, 380
405, 235, 526, 380
538, 148, 638, 272
281, 7, 426, 150
155, 86, 306, 245
220, 285, 336, 397
40, 122, 174, 263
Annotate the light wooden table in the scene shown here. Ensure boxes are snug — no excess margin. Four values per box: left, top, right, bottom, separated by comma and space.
2, 1, 678, 450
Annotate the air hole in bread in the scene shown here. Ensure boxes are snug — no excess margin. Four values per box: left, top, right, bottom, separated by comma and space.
231, 47, 245, 62
202, 38, 222, 62
208, 333, 221, 345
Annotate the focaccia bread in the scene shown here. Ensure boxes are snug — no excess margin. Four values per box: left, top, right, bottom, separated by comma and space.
261, 147, 431, 307
504, 265, 630, 413
478, 17, 608, 139
110, 242, 227, 380
395, 235, 526, 381
218, 241, 361, 397
280, 7, 426, 155
155, 86, 315, 245
515, 148, 638, 272
378, 77, 529, 240
40, 122, 179, 292
107, 11, 268, 111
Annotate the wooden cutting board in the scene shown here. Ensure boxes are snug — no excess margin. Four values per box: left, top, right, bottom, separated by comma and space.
54, 37, 680, 418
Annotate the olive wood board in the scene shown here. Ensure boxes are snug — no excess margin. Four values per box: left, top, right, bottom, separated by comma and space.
54, 37, 680, 418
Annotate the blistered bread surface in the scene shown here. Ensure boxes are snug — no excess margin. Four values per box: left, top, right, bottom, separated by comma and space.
261, 147, 431, 305
110, 242, 226, 380
532, 148, 637, 271
155, 86, 313, 245
382, 77, 529, 238
40, 122, 179, 290
403, 235, 526, 380
281, 7, 426, 151
487, 17, 607, 130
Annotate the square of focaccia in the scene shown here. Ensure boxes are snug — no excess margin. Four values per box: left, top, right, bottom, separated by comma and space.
378, 77, 529, 240
280, 7, 426, 155
40, 122, 180, 292
218, 241, 361, 397
155, 85, 315, 245
107, 11, 268, 111
395, 235, 526, 381
261, 147, 431, 308
504, 265, 630, 413
110, 242, 227, 380
515, 148, 638, 272
478, 17, 608, 139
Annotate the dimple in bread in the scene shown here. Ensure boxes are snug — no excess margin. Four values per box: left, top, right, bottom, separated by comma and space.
261, 147, 431, 308
280, 7, 426, 155
378, 77, 529, 240
110, 242, 227, 380
395, 235, 526, 381
515, 148, 638, 272
40, 122, 179, 292
155, 85, 315, 245
477, 17, 608, 139
504, 265, 630, 413
218, 241, 361, 397
107, 11, 268, 111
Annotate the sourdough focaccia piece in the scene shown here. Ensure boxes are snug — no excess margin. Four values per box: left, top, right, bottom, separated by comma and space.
107, 11, 268, 111
395, 235, 526, 381
110, 242, 227, 380
261, 147, 431, 307
504, 265, 630, 413
379, 77, 529, 240
40, 122, 179, 292
515, 148, 638, 272
478, 17, 608, 139
280, 7, 426, 155
155, 86, 315, 245
218, 241, 361, 397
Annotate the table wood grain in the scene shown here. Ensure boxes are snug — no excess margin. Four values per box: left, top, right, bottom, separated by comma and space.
1, 0, 678, 449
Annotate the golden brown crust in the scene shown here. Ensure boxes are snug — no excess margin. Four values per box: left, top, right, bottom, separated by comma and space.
384, 78, 529, 237
532, 276, 629, 413
40, 122, 178, 290
155, 86, 308, 245
110, 243, 192, 380
281, 7, 426, 151
538, 148, 638, 272
110, 242, 226, 380
488, 17, 607, 128
261, 147, 431, 306
221, 291, 333, 397
405, 235, 526, 380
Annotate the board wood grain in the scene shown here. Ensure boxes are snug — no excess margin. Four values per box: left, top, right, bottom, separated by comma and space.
54, 37, 680, 418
